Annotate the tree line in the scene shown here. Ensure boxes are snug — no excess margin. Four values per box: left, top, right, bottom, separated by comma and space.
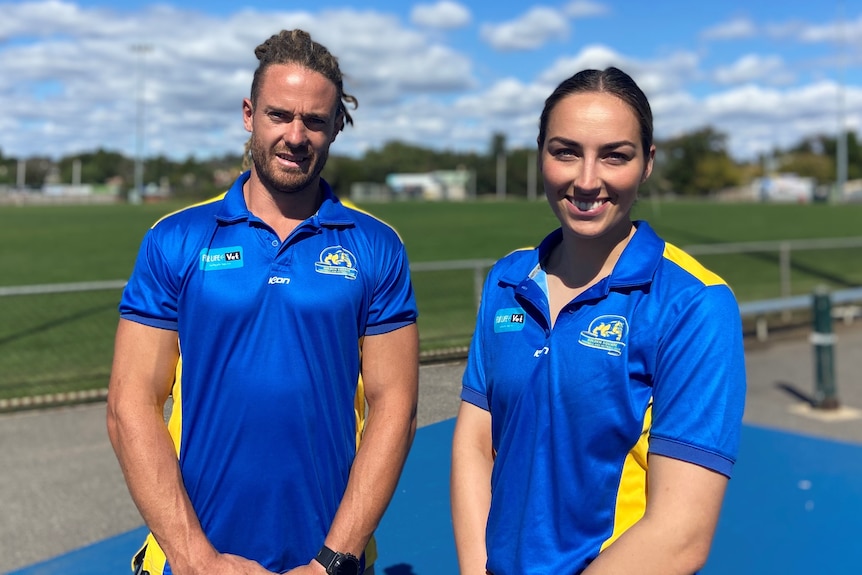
0, 127, 858, 201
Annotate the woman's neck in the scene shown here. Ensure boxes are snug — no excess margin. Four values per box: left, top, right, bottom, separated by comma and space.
548, 222, 636, 289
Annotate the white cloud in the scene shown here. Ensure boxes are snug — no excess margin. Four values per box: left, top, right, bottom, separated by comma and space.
410, 1, 471, 30
563, 0, 609, 18
0, 1, 860, 166
702, 17, 757, 40
537, 46, 699, 96
480, 7, 569, 51
713, 54, 795, 86
0, 3, 476, 159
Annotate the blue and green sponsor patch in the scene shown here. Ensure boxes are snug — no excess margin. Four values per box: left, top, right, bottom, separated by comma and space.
199, 246, 243, 271
494, 307, 526, 333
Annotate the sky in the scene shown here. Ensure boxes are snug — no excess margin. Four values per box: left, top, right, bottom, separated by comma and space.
1, 0, 861, 163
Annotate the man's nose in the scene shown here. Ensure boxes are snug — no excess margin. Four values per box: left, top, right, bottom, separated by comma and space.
282, 118, 309, 147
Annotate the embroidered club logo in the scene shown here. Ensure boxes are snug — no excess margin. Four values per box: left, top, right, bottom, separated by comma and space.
578, 315, 628, 356
494, 307, 526, 333
314, 245, 358, 280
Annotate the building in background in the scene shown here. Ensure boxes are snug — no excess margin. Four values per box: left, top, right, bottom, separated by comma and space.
351, 169, 473, 203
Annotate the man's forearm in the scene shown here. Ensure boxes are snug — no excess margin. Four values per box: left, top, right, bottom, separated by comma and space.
321, 397, 417, 558
108, 403, 217, 572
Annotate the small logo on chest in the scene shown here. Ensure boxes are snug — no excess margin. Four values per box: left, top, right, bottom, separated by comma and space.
494, 307, 526, 333
578, 315, 628, 356
314, 245, 358, 280
199, 246, 244, 271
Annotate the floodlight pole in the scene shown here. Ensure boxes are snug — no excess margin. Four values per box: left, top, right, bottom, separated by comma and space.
131, 43, 152, 203
496, 152, 506, 200
835, 1, 848, 201
527, 150, 537, 201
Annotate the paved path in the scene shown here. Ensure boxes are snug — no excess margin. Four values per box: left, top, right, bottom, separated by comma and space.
3, 324, 862, 574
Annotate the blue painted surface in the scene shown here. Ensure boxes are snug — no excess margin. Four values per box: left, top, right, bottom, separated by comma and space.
703, 424, 862, 575
11, 421, 862, 575
375, 418, 458, 575
7, 526, 147, 575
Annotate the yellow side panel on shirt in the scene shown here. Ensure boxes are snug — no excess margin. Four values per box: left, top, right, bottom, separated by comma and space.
600, 403, 652, 552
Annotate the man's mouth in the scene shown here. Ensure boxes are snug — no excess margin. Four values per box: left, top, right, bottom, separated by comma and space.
275, 149, 309, 164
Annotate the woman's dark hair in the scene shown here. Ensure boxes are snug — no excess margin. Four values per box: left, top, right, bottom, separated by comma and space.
250, 29, 358, 130
537, 67, 653, 153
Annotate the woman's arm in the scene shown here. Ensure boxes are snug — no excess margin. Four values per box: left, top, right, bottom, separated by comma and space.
582, 454, 728, 575
451, 401, 495, 575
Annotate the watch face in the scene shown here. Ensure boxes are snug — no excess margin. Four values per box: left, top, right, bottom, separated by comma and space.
333, 556, 360, 575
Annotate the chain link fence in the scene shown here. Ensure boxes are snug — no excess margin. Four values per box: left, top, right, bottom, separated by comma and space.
3, 239, 862, 410
0, 281, 125, 408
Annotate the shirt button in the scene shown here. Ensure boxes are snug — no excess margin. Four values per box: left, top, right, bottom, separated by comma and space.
271, 240, 279, 247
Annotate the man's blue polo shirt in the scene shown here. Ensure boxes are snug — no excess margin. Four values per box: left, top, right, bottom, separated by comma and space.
461, 221, 746, 575
119, 172, 417, 574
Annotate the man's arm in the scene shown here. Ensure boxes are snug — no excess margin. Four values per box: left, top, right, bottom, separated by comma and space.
289, 323, 419, 574
582, 454, 728, 575
450, 401, 494, 575
106, 318, 274, 575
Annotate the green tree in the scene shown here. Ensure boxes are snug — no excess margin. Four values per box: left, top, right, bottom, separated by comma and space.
809, 132, 862, 181
660, 127, 742, 195
778, 152, 834, 184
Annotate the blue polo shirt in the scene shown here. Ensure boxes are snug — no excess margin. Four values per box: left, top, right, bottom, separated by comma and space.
461, 221, 746, 575
119, 172, 417, 574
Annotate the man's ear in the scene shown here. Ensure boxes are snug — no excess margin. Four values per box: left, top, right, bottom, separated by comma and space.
242, 98, 254, 134
331, 112, 345, 142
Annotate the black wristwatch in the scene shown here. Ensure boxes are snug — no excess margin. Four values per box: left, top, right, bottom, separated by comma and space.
315, 545, 360, 575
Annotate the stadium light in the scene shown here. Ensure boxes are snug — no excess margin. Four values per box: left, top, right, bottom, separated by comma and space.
835, 0, 848, 201
131, 43, 152, 204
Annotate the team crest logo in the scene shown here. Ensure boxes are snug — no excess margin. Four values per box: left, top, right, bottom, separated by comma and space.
578, 315, 628, 356
314, 245, 358, 280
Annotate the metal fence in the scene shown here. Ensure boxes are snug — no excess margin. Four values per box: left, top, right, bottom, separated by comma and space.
2, 238, 861, 406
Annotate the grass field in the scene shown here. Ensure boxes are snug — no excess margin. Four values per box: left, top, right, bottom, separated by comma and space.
2, 198, 861, 399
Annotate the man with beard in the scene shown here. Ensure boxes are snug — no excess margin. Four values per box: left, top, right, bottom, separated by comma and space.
107, 29, 419, 575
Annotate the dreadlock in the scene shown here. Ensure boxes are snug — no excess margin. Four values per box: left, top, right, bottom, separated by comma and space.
250, 29, 358, 129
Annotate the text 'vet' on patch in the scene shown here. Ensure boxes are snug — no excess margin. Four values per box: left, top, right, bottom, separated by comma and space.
199, 246, 244, 271
494, 307, 527, 333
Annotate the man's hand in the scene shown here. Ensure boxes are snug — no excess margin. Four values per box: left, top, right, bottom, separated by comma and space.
178, 552, 279, 575
281, 559, 327, 574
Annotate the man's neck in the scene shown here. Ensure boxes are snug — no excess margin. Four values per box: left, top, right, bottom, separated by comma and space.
243, 173, 324, 241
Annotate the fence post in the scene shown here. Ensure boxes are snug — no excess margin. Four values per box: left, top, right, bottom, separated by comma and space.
473, 265, 485, 313
811, 285, 839, 409
780, 242, 792, 322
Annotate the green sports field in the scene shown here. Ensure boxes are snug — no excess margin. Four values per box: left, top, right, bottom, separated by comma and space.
1, 198, 861, 399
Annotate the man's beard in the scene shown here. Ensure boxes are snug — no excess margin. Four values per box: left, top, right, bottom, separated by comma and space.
249, 136, 328, 195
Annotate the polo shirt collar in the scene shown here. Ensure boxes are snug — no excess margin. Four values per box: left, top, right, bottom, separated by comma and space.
216, 171, 353, 228
500, 220, 665, 292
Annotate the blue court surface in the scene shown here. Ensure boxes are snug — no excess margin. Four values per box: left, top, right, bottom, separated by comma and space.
10, 420, 862, 575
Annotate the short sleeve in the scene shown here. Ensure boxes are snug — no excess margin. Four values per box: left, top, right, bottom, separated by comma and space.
461, 270, 493, 411
649, 284, 746, 477
363, 233, 417, 336
119, 228, 180, 331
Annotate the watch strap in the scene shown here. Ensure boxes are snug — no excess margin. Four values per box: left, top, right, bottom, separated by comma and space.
315, 545, 360, 574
